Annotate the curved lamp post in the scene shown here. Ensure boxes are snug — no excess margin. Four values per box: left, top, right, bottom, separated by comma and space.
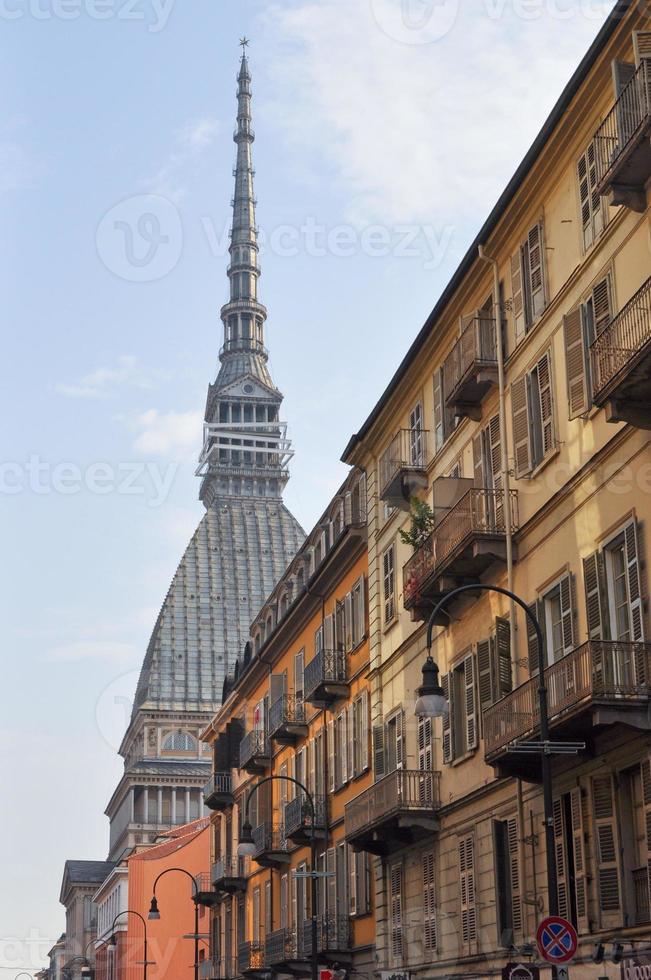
148, 867, 200, 980
15, 973, 33, 979
109, 909, 149, 980
418, 582, 559, 922
60, 940, 97, 980
238, 774, 318, 980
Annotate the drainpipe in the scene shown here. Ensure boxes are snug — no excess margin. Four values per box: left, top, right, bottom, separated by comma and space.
478, 245, 518, 682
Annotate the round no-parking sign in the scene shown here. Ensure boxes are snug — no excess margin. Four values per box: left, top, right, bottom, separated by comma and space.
536, 916, 578, 964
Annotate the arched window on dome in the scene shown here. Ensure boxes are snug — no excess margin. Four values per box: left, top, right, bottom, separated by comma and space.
163, 731, 196, 754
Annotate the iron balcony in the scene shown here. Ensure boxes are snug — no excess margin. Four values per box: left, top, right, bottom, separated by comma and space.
264, 928, 304, 971
344, 769, 440, 855
194, 873, 220, 909
379, 428, 429, 511
442, 314, 498, 421
594, 59, 651, 212
483, 640, 651, 781
284, 793, 327, 844
304, 649, 348, 708
239, 730, 271, 775
268, 694, 308, 745
251, 822, 290, 870
199, 958, 238, 980
590, 275, 651, 427
203, 773, 234, 812
237, 942, 265, 978
299, 913, 353, 964
403, 488, 518, 622
211, 857, 247, 897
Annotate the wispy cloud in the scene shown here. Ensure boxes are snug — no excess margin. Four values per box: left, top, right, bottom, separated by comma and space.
55, 355, 168, 399
129, 407, 203, 456
262, 0, 612, 226
144, 116, 220, 204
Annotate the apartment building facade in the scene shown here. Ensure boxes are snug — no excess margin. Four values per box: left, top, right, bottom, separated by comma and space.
342, 4, 651, 978
199, 467, 375, 980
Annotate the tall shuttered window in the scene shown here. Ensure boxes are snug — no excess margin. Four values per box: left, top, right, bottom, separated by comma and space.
382, 544, 396, 625
511, 221, 547, 345
583, 520, 645, 656
493, 818, 522, 947
511, 349, 556, 477
389, 863, 404, 964
577, 141, 606, 250
459, 835, 477, 946
423, 851, 438, 953
443, 651, 478, 763
563, 275, 612, 419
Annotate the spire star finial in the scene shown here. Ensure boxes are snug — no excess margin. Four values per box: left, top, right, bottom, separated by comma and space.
240, 36, 249, 50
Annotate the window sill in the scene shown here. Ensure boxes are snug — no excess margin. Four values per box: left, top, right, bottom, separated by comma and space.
529, 445, 561, 480
449, 748, 478, 768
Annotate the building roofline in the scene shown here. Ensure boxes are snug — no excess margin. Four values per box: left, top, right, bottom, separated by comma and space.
341, 0, 632, 463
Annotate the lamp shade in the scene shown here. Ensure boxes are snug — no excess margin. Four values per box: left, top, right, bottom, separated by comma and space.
237, 819, 256, 857
414, 656, 448, 719
148, 896, 161, 921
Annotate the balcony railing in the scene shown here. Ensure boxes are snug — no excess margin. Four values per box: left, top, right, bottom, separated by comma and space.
594, 60, 651, 204
265, 928, 298, 967
268, 694, 307, 743
284, 793, 327, 842
237, 942, 264, 976
212, 857, 246, 894
344, 769, 440, 854
443, 314, 498, 418
304, 649, 348, 706
379, 428, 429, 508
199, 958, 238, 980
634, 867, 651, 924
203, 773, 233, 811
252, 822, 289, 868
590, 275, 651, 405
483, 640, 651, 759
403, 489, 517, 611
239, 730, 270, 772
299, 913, 352, 958
194, 873, 219, 909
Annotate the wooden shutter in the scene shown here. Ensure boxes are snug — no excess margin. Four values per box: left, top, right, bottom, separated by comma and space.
347, 704, 354, 783
488, 413, 502, 490
633, 31, 651, 66
553, 797, 570, 920
583, 551, 608, 640
464, 652, 478, 751
327, 720, 335, 792
473, 431, 485, 489
326, 847, 336, 914
433, 368, 444, 451
592, 774, 622, 924
511, 374, 532, 477
395, 710, 405, 769
270, 673, 284, 710
625, 521, 645, 643
459, 836, 477, 945
536, 350, 556, 457
511, 250, 526, 344
495, 616, 513, 697
423, 851, 437, 953
477, 638, 494, 710
527, 222, 547, 320
564, 307, 589, 418
324, 613, 334, 651
641, 757, 651, 912
373, 724, 386, 781
442, 673, 453, 763
507, 817, 522, 937
578, 143, 604, 250
344, 592, 353, 652
570, 787, 589, 934
360, 689, 369, 771
613, 59, 636, 96
592, 276, 612, 337
389, 863, 403, 963
527, 600, 545, 674
418, 715, 433, 804
560, 573, 575, 656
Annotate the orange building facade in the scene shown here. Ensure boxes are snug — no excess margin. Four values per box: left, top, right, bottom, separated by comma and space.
199, 467, 375, 980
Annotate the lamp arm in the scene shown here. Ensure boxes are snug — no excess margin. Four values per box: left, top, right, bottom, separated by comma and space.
243, 774, 315, 825
152, 866, 199, 898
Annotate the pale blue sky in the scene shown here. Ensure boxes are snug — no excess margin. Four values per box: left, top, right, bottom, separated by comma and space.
0, 0, 614, 969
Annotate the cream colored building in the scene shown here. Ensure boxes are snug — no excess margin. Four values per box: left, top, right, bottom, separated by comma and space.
342, 4, 651, 978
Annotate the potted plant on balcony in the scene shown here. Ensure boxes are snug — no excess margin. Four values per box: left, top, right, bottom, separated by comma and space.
399, 497, 436, 551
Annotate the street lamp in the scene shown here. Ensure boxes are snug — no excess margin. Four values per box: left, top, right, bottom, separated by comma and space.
421, 582, 562, 927
109, 909, 149, 980
148, 867, 201, 980
238, 774, 319, 980
413, 655, 448, 718
61, 941, 97, 980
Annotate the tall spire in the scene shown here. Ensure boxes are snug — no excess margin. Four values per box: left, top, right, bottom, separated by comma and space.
197, 44, 294, 508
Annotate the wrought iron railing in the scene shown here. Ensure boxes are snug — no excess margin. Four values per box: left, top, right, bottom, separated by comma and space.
265, 928, 297, 966
443, 314, 497, 403
268, 694, 306, 735
634, 867, 650, 924
203, 773, 233, 802
594, 60, 651, 187
379, 428, 429, 499
483, 640, 651, 756
403, 488, 518, 607
199, 958, 238, 980
219, 338, 267, 358
344, 769, 440, 840
304, 649, 348, 702
237, 942, 264, 975
194, 873, 214, 894
239, 730, 270, 769
299, 913, 351, 956
252, 822, 288, 859
284, 793, 327, 837
590, 275, 651, 398
212, 856, 246, 884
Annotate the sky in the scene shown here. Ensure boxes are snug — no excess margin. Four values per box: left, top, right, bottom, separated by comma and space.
0, 0, 615, 970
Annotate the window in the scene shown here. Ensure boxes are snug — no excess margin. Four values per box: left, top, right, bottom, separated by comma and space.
511, 220, 547, 344
409, 402, 424, 466
334, 710, 349, 789
382, 544, 396, 625
493, 818, 521, 947
578, 141, 607, 250
423, 851, 438, 954
459, 835, 477, 946
442, 651, 477, 763
473, 414, 501, 490
527, 575, 575, 672
583, 520, 645, 649
280, 874, 289, 929
433, 367, 456, 451
554, 789, 589, 932
294, 650, 304, 703
477, 618, 512, 711
352, 689, 370, 777
349, 846, 371, 916
389, 863, 403, 964
385, 711, 404, 774
163, 731, 196, 753
564, 276, 612, 418
351, 576, 366, 647
511, 349, 556, 477
252, 887, 261, 945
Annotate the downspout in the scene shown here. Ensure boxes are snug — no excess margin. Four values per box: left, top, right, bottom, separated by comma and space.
478, 245, 518, 683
